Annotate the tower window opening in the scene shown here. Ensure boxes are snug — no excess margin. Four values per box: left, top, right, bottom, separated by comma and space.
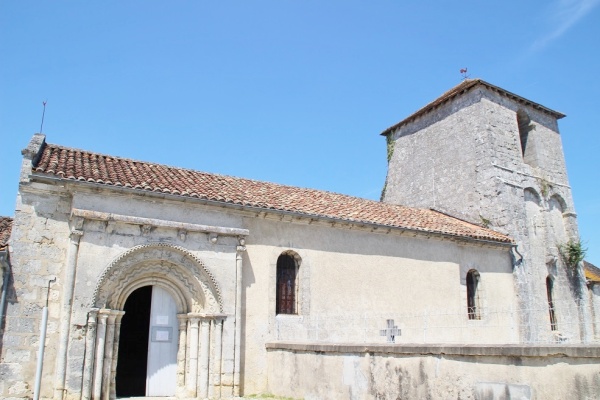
517, 110, 533, 159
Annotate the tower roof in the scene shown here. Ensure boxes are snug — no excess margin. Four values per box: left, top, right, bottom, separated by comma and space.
381, 79, 566, 136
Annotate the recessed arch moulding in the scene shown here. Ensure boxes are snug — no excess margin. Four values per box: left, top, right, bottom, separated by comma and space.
92, 243, 223, 313
77, 242, 236, 400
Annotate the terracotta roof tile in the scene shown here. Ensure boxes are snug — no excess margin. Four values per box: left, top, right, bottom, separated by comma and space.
32, 142, 512, 244
0, 217, 13, 249
584, 261, 600, 283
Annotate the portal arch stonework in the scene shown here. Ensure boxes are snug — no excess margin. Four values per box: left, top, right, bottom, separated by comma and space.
81, 243, 231, 400
92, 243, 223, 313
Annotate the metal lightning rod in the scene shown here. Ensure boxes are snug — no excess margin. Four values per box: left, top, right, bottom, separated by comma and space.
40, 100, 47, 133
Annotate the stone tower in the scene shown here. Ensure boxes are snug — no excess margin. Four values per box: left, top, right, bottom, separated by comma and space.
381, 79, 590, 343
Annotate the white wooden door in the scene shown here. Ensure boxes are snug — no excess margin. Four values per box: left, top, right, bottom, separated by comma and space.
146, 286, 178, 396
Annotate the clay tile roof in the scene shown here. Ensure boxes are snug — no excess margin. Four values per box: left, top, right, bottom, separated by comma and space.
0, 217, 13, 250
32, 142, 512, 244
584, 261, 600, 283
380, 79, 565, 136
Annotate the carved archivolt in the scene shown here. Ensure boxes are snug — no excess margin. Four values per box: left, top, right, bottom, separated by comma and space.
92, 243, 223, 313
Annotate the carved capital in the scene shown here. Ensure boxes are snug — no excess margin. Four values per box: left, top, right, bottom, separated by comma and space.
70, 216, 84, 231
69, 215, 84, 242
97, 310, 110, 324
177, 314, 188, 328
70, 229, 84, 242
113, 310, 126, 323
86, 308, 100, 331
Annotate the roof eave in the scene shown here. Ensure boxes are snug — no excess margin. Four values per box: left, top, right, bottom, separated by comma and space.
28, 172, 514, 248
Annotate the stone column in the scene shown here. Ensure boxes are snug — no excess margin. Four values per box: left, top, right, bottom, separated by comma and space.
198, 318, 211, 398
101, 311, 118, 400
176, 314, 188, 397
234, 240, 246, 396
577, 263, 593, 343
81, 309, 99, 400
109, 311, 125, 400
212, 318, 224, 399
186, 316, 200, 397
591, 283, 600, 340
92, 311, 109, 400
54, 222, 84, 400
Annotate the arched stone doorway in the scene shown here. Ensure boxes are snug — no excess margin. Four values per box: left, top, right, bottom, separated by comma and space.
80, 244, 226, 400
116, 285, 179, 397
116, 286, 152, 397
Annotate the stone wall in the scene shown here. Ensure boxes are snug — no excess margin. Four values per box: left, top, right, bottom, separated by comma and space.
266, 342, 600, 400
0, 178, 246, 399
1, 170, 518, 398
382, 84, 589, 344
240, 216, 516, 394
1, 185, 71, 399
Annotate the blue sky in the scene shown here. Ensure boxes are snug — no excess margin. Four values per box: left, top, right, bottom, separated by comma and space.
1, 1, 599, 264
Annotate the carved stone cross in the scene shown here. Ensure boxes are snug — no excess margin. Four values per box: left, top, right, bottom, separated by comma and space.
380, 319, 400, 343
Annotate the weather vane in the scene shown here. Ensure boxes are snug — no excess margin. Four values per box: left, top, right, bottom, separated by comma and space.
40, 100, 47, 133
460, 68, 470, 80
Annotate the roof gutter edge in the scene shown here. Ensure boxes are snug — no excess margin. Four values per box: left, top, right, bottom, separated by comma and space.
27, 173, 514, 248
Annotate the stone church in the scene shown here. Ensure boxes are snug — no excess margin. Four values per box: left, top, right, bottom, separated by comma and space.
1, 79, 599, 400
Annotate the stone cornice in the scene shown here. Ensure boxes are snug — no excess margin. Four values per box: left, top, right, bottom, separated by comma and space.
266, 341, 600, 358
29, 175, 512, 249
70, 208, 249, 237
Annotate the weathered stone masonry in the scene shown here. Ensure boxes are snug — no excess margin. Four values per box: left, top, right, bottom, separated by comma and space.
1, 79, 599, 400
382, 79, 590, 344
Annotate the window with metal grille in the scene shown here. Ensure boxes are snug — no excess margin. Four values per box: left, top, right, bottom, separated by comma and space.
547, 276, 558, 331
467, 270, 481, 320
276, 254, 297, 315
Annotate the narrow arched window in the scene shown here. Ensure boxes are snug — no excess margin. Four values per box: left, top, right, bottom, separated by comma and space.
276, 253, 298, 314
546, 276, 558, 331
517, 109, 538, 166
466, 270, 481, 320
517, 110, 531, 157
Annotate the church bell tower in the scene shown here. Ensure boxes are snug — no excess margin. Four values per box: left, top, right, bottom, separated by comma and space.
381, 79, 590, 343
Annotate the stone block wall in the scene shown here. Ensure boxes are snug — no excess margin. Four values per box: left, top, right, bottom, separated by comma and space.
1, 185, 71, 399
382, 84, 589, 343
0, 178, 245, 399
266, 342, 600, 400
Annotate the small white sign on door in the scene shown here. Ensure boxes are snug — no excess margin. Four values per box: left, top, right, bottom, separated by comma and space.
151, 327, 172, 342
155, 315, 169, 325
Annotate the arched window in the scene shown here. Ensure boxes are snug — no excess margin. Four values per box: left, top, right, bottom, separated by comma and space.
466, 270, 481, 320
546, 276, 558, 331
548, 194, 568, 243
276, 253, 298, 314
